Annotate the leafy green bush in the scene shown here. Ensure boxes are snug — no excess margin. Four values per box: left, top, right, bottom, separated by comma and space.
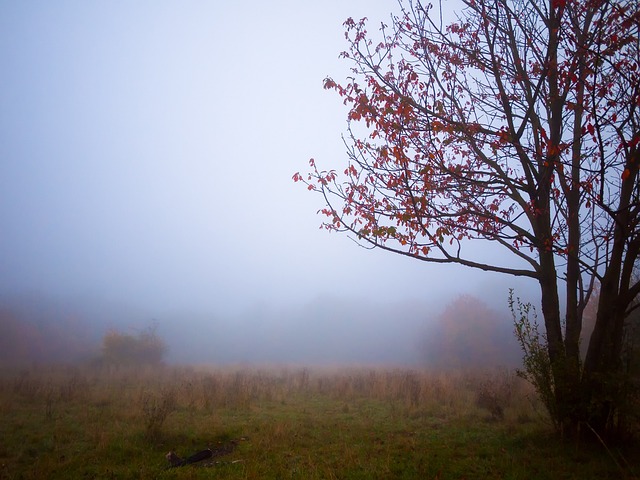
509, 290, 557, 429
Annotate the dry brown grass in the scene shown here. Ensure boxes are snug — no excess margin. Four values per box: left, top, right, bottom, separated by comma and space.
1, 363, 631, 479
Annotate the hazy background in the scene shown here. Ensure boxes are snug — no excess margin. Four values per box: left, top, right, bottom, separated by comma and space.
0, 0, 533, 366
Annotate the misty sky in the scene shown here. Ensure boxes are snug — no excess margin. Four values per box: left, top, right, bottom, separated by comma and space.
0, 1, 534, 363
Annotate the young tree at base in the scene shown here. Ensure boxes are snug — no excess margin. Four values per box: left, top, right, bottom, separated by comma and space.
295, 0, 640, 438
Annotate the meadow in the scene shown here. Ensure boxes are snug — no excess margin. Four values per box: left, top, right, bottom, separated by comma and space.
0, 364, 637, 479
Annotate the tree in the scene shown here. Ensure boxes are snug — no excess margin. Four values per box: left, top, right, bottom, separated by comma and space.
424, 294, 519, 368
294, 0, 640, 438
102, 324, 167, 366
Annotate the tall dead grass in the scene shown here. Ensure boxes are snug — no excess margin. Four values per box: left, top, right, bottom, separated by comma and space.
0, 363, 539, 427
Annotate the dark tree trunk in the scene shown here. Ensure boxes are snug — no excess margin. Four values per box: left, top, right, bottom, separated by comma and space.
582, 146, 639, 437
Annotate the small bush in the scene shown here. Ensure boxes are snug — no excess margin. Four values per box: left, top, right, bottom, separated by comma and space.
510, 290, 557, 427
139, 388, 176, 440
474, 373, 514, 421
102, 324, 167, 367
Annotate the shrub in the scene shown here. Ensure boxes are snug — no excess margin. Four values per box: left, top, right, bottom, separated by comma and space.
510, 290, 557, 428
102, 324, 167, 366
139, 388, 176, 440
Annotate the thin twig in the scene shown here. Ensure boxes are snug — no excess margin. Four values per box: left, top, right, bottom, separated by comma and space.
584, 422, 628, 478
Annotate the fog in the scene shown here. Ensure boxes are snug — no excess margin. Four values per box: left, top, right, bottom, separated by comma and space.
0, 1, 536, 366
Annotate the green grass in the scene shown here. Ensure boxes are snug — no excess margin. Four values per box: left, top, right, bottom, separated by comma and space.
0, 365, 637, 479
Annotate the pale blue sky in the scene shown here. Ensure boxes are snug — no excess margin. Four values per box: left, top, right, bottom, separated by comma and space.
0, 0, 531, 334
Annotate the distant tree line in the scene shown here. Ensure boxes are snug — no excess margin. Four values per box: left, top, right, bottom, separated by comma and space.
0, 300, 167, 368
0, 306, 95, 366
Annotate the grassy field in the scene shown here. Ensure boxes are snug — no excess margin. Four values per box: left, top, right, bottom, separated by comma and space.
0, 364, 637, 479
